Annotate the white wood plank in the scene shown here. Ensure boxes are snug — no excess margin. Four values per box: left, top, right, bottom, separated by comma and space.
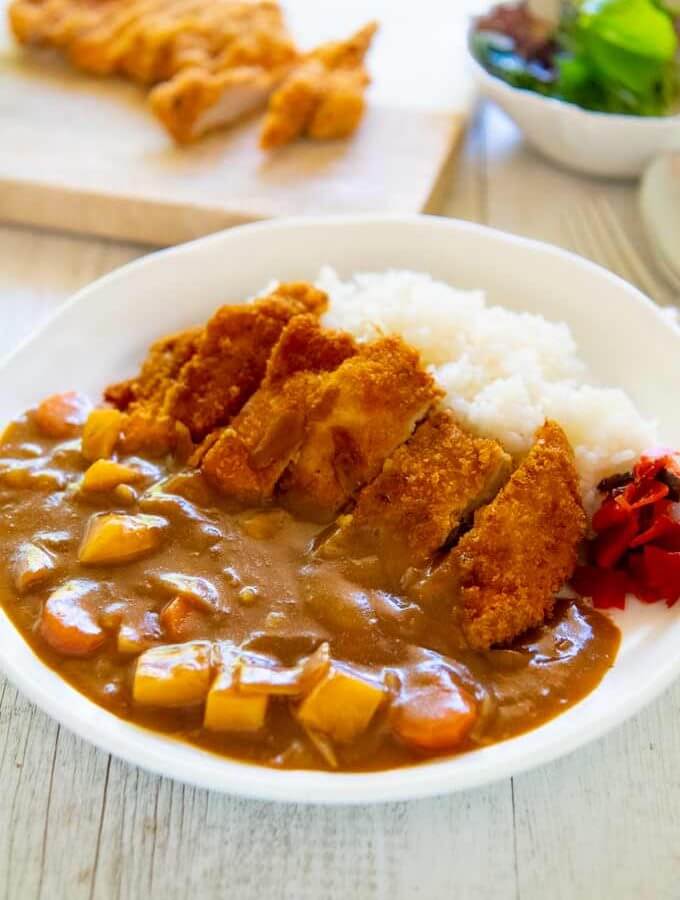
89, 777, 516, 900
513, 684, 680, 900
0, 683, 59, 900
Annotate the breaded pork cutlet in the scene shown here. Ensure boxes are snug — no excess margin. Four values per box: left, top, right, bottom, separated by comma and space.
163, 282, 327, 443
119, 0, 295, 84
320, 411, 511, 587
260, 22, 377, 150
9, 0, 295, 81
278, 335, 441, 523
147, 1, 298, 140
200, 316, 356, 504
103, 326, 202, 457
149, 62, 291, 142
448, 420, 586, 649
105, 326, 202, 412
8, 0, 112, 50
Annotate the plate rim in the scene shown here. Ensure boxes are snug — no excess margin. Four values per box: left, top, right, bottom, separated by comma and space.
1, 212, 678, 805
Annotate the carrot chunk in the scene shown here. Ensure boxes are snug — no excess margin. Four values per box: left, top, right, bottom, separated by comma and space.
392, 674, 477, 752
40, 580, 106, 657
34, 392, 92, 438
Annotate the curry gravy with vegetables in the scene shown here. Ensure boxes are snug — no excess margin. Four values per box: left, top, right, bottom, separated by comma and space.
0, 409, 620, 772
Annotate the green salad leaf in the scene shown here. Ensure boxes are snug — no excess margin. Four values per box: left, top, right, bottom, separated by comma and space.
472, 0, 680, 116
579, 0, 677, 61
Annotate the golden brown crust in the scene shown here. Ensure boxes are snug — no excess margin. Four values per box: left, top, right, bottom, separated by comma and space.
323, 411, 511, 582
148, 62, 289, 143
105, 327, 202, 412
453, 420, 586, 650
278, 335, 441, 522
163, 282, 327, 441
201, 316, 356, 504
259, 22, 376, 150
10, 0, 297, 84
109, 327, 202, 456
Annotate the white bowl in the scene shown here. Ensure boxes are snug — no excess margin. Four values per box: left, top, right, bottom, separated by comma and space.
1, 215, 679, 804
468, 46, 680, 178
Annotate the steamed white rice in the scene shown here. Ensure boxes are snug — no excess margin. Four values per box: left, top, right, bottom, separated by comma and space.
317, 268, 657, 513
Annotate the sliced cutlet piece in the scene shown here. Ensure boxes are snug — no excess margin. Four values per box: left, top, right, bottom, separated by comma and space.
8, 0, 103, 48
163, 282, 327, 442
149, 63, 291, 143
200, 316, 357, 504
64, 0, 173, 75
278, 335, 441, 523
147, 1, 298, 140
119, 0, 295, 85
450, 420, 586, 650
320, 411, 511, 586
260, 22, 377, 150
113, 0, 213, 83
101, 326, 202, 458
105, 326, 202, 412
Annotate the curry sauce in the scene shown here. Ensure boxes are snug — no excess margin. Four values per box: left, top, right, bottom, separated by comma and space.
0, 409, 620, 772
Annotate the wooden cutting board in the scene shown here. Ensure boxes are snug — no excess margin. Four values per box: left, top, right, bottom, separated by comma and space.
0, 0, 488, 246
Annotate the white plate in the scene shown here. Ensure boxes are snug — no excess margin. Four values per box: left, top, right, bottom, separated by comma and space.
1, 215, 679, 804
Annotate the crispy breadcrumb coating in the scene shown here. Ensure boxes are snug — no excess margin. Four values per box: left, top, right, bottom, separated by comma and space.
259, 22, 377, 150
201, 315, 356, 503
452, 420, 586, 649
9, 0, 296, 83
321, 411, 511, 585
278, 335, 441, 522
149, 62, 290, 142
9, 1, 376, 146
164, 282, 327, 441
105, 327, 202, 412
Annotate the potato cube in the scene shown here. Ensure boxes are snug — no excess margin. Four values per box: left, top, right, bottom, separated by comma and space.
40, 579, 106, 657
12, 542, 55, 593
297, 666, 385, 743
81, 408, 123, 461
204, 666, 268, 733
78, 513, 167, 565
133, 641, 212, 707
114, 484, 137, 505
0, 461, 66, 491
81, 459, 141, 493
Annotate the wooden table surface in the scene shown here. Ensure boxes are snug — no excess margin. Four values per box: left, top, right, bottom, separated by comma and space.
0, 104, 678, 900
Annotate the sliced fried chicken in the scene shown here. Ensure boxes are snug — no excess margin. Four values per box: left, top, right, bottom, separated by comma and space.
9, 1, 376, 147
163, 282, 327, 443
103, 326, 202, 457
449, 420, 586, 650
105, 326, 202, 412
9, 0, 297, 84
149, 62, 290, 142
200, 316, 356, 504
320, 411, 512, 587
259, 21, 377, 150
278, 335, 441, 523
